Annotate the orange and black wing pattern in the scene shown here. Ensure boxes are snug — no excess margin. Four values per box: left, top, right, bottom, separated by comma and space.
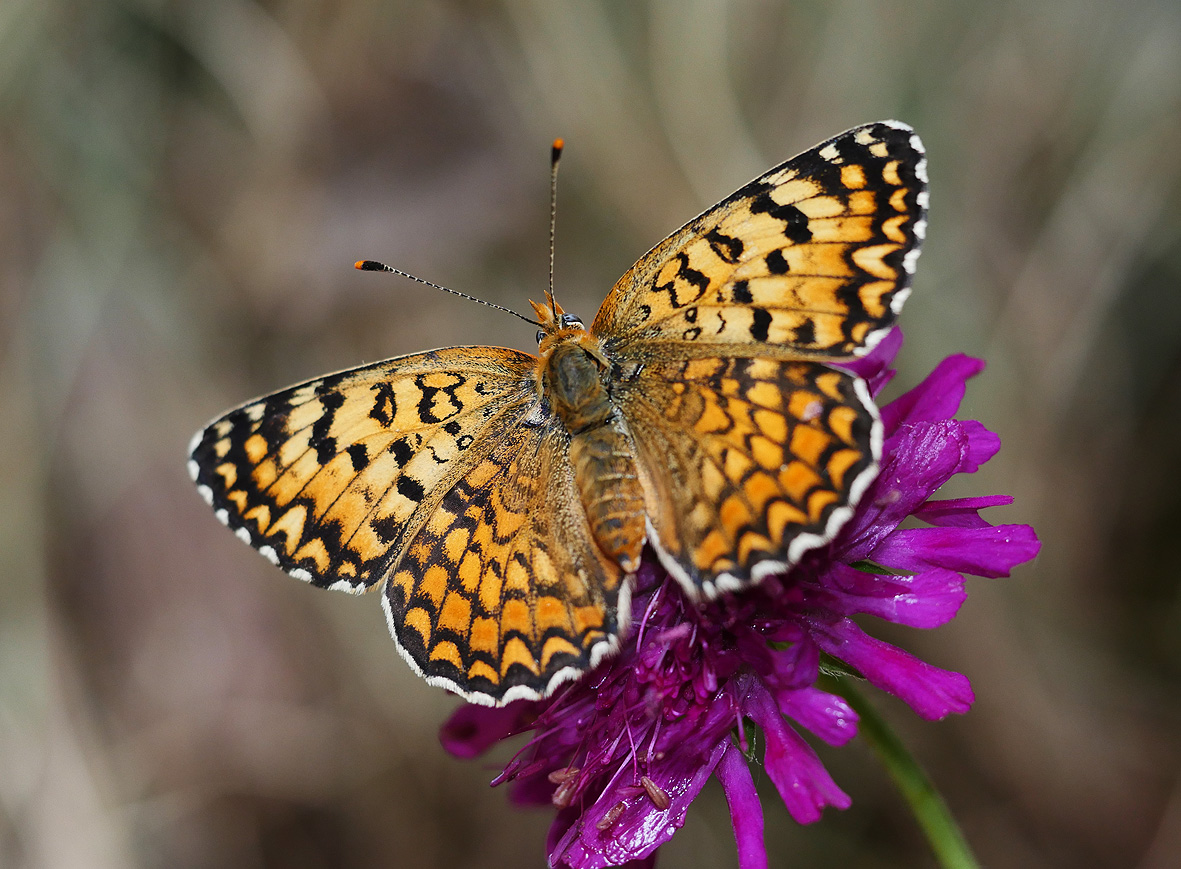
597, 121, 926, 595
189, 345, 627, 705
592, 121, 927, 361
383, 418, 627, 705
189, 121, 928, 706
614, 355, 879, 597
188, 347, 536, 593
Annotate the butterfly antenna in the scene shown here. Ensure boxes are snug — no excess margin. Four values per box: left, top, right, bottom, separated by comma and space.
547, 138, 563, 313
355, 261, 542, 327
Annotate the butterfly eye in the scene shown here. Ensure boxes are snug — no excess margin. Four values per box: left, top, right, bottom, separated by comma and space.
535, 329, 546, 344
560, 314, 584, 329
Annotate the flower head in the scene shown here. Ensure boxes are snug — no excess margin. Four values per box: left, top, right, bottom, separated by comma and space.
441, 330, 1039, 869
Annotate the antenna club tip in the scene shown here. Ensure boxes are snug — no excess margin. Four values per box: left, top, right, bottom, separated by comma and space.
356, 260, 385, 271
354, 260, 366, 270
551, 139, 564, 160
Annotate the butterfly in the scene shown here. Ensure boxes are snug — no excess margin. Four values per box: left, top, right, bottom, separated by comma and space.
189, 121, 927, 707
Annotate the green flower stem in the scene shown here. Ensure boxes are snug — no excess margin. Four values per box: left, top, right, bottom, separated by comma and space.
821, 675, 981, 869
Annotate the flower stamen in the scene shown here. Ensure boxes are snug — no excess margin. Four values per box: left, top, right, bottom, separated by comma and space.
595, 802, 626, 831
548, 766, 580, 785
641, 776, 671, 810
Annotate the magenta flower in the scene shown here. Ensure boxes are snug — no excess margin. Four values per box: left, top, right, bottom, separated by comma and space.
440, 330, 1039, 869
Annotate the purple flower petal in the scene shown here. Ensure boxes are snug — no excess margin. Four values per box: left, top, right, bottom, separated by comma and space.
958, 420, 1001, 473
441, 700, 534, 759
716, 742, 768, 869
554, 736, 729, 868
815, 563, 966, 628
766, 635, 820, 690
742, 678, 852, 823
774, 686, 859, 746
808, 618, 974, 720
912, 495, 1013, 528
881, 354, 985, 433
838, 421, 969, 560
841, 326, 903, 395
872, 525, 1041, 578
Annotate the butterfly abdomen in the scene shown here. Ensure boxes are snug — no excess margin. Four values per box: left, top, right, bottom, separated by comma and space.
544, 337, 646, 573
569, 426, 646, 573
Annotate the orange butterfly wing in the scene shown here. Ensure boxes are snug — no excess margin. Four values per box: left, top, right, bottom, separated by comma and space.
594, 121, 926, 594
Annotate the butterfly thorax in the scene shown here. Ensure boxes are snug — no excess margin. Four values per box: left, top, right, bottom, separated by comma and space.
544, 337, 613, 434
538, 327, 647, 574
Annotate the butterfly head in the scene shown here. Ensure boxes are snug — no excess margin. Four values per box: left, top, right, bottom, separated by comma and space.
530, 298, 586, 347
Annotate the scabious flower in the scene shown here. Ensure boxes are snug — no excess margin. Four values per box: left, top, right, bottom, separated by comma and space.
440, 330, 1039, 869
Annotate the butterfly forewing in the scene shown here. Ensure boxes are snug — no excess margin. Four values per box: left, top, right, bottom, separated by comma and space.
189, 347, 536, 592
591, 121, 926, 360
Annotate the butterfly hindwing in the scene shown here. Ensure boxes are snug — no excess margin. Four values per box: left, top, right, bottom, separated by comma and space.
592, 121, 926, 361
614, 354, 880, 596
383, 417, 626, 705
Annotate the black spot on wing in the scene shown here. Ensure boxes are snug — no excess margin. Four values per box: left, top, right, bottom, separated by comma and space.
414, 373, 465, 424
347, 443, 370, 472
765, 249, 790, 274
397, 475, 424, 503
310, 392, 344, 464
679, 256, 710, 295
833, 132, 865, 165
750, 190, 812, 244
792, 319, 816, 346
372, 513, 400, 544
750, 308, 772, 342
731, 280, 753, 304
370, 383, 397, 425
389, 437, 414, 465
256, 397, 293, 451
705, 228, 744, 263
655, 252, 710, 308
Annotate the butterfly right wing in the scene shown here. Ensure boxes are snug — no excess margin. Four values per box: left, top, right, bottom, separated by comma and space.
590, 122, 924, 598
188, 346, 537, 593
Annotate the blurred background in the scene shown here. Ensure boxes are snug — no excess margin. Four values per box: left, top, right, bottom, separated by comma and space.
2, 1, 1180, 866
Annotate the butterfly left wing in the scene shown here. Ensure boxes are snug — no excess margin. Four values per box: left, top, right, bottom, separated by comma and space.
190, 346, 629, 706
592, 121, 927, 361
188, 347, 537, 593
383, 416, 628, 706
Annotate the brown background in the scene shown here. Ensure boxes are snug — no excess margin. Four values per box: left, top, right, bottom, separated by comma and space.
2, 1, 1180, 867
